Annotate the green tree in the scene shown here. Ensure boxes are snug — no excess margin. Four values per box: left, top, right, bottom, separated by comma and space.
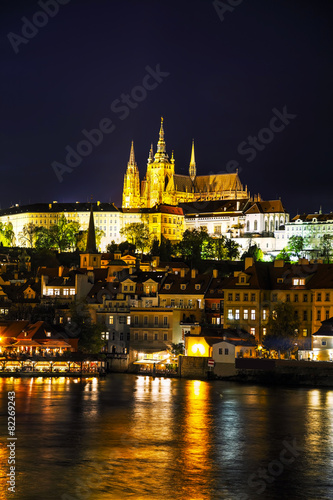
288, 236, 305, 259
242, 243, 264, 261
76, 227, 105, 251
224, 238, 241, 260
264, 301, 300, 356
175, 227, 209, 266
18, 223, 38, 248
120, 222, 152, 254
319, 234, 333, 263
275, 247, 292, 263
34, 216, 80, 252
168, 343, 185, 356
0, 222, 15, 246
68, 301, 105, 354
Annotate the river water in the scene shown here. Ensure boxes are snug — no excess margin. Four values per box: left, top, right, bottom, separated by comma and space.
0, 375, 332, 500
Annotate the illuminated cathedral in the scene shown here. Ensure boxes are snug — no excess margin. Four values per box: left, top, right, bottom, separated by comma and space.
122, 118, 249, 209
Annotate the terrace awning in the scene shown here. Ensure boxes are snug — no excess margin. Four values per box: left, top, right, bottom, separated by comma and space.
133, 359, 165, 365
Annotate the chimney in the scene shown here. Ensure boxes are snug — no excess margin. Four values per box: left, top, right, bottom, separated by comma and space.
191, 269, 197, 279
213, 269, 218, 278
244, 257, 253, 270
298, 258, 309, 266
180, 268, 186, 278
274, 259, 284, 267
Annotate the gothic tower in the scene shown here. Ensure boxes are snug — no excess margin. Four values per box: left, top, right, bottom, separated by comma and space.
122, 141, 141, 208
80, 204, 101, 269
142, 117, 175, 208
189, 139, 196, 182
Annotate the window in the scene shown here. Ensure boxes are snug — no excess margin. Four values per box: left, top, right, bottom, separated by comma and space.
251, 293, 255, 301
322, 340, 327, 346
181, 284, 186, 290
54, 289, 60, 296
243, 293, 248, 302
250, 328, 255, 336
154, 333, 158, 340
317, 310, 321, 321
153, 216, 157, 223
143, 316, 148, 325
63, 289, 69, 296
219, 348, 222, 355
195, 284, 201, 290
214, 225, 221, 234
109, 315, 114, 325
294, 294, 299, 302
325, 310, 330, 320
254, 220, 258, 231
286, 294, 290, 302
262, 310, 267, 321
251, 309, 256, 320
228, 293, 233, 301
179, 299, 183, 307
303, 294, 308, 302
303, 310, 308, 321
127, 316, 131, 325
225, 348, 229, 355
228, 309, 233, 320
163, 333, 168, 341
171, 299, 175, 307
134, 316, 138, 325
240, 276, 245, 284
144, 333, 148, 340
243, 309, 248, 320
235, 309, 240, 320
129, 286, 134, 292
163, 316, 168, 326
317, 293, 322, 302
154, 316, 158, 325
119, 316, 126, 324
235, 293, 240, 301
325, 293, 330, 302
302, 329, 308, 337
123, 285, 128, 291
272, 293, 277, 302
263, 328, 267, 336
134, 332, 138, 340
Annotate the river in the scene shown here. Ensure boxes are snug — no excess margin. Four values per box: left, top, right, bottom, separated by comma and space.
0, 375, 332, 500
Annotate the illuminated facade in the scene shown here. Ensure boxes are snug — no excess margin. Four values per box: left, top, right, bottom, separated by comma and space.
122, 118, 249, 209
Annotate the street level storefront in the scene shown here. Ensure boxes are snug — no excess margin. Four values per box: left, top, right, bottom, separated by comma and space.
133, 350, 178, 374
0, 358, 105, 374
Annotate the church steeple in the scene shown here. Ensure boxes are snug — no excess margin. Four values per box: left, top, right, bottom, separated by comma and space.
122, 141, 141, 208
189, 139, 196, 181
148, 143, 154, 163
155, 117, 168, 161
129, 140, 136, 166
86, 204, 97, 253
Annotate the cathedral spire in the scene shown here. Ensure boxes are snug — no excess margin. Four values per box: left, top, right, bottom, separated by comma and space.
86, 204, 97, 253
148, 143, 154, 163
128, 140, 136, 166
189, 139, 196, 181
156, 117, 166, 155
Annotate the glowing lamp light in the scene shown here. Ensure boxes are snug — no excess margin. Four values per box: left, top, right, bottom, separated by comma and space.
192, 343, 205, 355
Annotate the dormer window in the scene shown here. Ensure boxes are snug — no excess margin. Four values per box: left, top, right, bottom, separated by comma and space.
165, 284, 170, 290
277, 278, 283, 284
195, 284, 201, 290
181, 284, 186, 290
293, 278, 305, 286
240, 276, 245, 283
46, 332, 51, 338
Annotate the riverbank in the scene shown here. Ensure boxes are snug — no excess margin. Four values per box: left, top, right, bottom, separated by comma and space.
0, 371, 103, 378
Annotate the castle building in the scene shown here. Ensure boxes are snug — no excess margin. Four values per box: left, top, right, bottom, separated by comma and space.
122, 118, 249, 209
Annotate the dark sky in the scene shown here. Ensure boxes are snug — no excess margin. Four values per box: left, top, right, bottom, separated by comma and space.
1, 0, 332, 217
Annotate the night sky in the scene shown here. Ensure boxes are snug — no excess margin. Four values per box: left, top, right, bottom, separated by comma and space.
1, 0, 332, 216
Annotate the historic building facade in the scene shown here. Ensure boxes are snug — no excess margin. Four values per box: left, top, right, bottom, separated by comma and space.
122, 118, 249, 209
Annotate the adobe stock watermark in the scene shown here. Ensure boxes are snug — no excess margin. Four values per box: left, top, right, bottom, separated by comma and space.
235, 437, 303, 500
51, 64, 170, 183
7, 0, 71, 54
213, 0, 244, 23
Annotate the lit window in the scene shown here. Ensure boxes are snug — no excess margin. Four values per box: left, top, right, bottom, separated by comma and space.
63, 289, 69, 296
228, 309, 233, 320
109, 315, 114, 325
251, 309, 256, 320
127, 316, 131, 325
235, 309, 240, 320
70, 289, 75, 295
263, 328, 267, 336
243, 309, 248, 320
302, 329, 307, 337
262, 310, 267, 321
250, 328, 255, 336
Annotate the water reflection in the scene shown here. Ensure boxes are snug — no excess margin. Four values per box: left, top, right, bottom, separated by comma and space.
0, 377, 333, 500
